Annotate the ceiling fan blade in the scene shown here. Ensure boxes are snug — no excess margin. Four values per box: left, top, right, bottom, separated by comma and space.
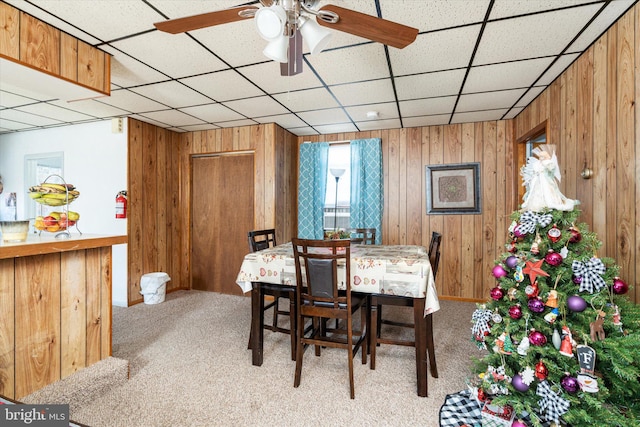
154, 6, 258, 34
317, 5, 418, 49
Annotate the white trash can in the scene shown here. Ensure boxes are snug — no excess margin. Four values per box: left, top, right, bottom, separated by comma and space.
140, 272, 170, 304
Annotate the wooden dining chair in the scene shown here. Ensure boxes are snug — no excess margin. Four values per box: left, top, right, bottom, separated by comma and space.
368, 232, 442, 393
291, 238, 367, 399
349, 227, 376, 245
247, 229, 297, 360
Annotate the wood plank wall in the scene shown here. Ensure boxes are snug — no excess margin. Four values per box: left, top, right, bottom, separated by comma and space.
126, 120, 298, 305
514, 3, 639, 305
300, 123, 515, 302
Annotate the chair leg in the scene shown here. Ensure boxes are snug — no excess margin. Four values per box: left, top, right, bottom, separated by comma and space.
369, 300, 378, 370
288, 292, 296, 361
294, 315, 304, 388
347, 322, 355, 399
426, 313, 438, 378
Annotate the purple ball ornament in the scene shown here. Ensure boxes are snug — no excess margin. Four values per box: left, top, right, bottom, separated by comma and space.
573, 275, 582, 285
492, 264, 508, 279
490, 286, 505, 301
561, 373, 580, 393
528, 297, 545, 313
505, 255, 518, 269
567, 295, 587, 312
512, 421, 528, 427
544, 250, 563, 267
529, 330, 547, 346
513, 226, 526, 239
512, 374, 530, 392
612, 277, 629, 295
509, 304, 523, 320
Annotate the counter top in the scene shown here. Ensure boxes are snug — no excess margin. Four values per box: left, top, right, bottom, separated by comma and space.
0, 233, 127, 259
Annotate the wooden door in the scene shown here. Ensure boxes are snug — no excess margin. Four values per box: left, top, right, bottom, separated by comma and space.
191, 153, 254, 295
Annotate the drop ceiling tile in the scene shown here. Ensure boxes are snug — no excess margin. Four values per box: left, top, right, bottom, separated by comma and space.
179, 104, 244, 123
516, 86, 547, 108
138, 110, 206, 127
102, 46, 169, 88
330, 79, 395, 106
254, 114, 308, 129
290, 126, 320, 136
402, 115, 451, 128
399, 97, 457, 117
306, 44, 390, 86
314, 123, 359, 134
130, 81, 212, 109
0, 91, 38, 108
187, 22, 267, 68
537, 53, 581, 85
390, 25, 481, 76
176, 123, 220, 132
0, 118, 37, 131
223, 96, 289, 118
382, 0, 490, 32
356, 118, 402, 131
215, 119, 257, 128
568, 0, 636, 51
51, 99, 130, 119
457, 89, 527, 112
345, 103, 399, 123
464, 58, 553, 93
451, 109, 509, 124
504, 107, 524, 119
297, 108, 351, 126
0, 109, 62, 127
97, 89, 169, 113
179, 70, 265, 102
475, 4, 601, 65
111, 32, 229, 79
16, 103, 94, 122
239, 62, 323, 94
128, 114, 172, 129
395, 69, 466, 100
272, 88, 339, 112
489, 0, 596, 19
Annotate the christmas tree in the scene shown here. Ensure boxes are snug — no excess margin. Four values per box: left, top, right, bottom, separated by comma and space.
470, 145, 640, 426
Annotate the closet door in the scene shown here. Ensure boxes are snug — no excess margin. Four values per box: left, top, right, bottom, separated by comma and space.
191, 153, 254, 295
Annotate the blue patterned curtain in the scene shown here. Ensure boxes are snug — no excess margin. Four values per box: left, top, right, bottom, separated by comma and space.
298, 142, 329, 239
350, 138, 383, 244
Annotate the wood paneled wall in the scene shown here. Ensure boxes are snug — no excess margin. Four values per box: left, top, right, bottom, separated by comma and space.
515, 3, 639, 304
0, 1, 110, 95
300, 123, 515, 302
126, 120, 298, 305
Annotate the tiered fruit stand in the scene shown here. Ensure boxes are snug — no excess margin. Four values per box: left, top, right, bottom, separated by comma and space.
28, 174, 81, 239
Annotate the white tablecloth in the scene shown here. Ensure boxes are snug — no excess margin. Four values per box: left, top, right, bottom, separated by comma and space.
236, 242, 440, 315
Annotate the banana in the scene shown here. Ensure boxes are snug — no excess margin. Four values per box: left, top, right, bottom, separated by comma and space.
29, 192, 43, 199
41, 183, 68, 192
42, 193, 70, 200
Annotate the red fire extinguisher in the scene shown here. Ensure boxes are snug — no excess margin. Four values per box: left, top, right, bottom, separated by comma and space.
115, 191, 127, 219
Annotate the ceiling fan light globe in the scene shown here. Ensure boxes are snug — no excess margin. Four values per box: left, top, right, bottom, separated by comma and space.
255, 5, 286, 41
263, 35, 289, 63
299, 16, 332, 55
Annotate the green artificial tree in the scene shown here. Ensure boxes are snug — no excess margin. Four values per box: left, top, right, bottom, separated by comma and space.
470, 145, 640, 426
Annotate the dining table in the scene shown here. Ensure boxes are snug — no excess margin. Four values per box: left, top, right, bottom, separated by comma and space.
235, 241, 440, 396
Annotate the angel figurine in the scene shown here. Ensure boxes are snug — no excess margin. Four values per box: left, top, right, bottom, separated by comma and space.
520, 144, 578, 212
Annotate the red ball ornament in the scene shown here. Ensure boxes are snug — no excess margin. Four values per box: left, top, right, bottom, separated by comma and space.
492, 264, 507, 279
513, 226, 525, 238
507, 241, 518, 253
490, 286, 505, 300
569, 226, 582, 243
509, 304, 523, 320
477, 387, 488, 402
612, 277, 629, 295
544, 250, 563, 267
535, 360, 548, 380
525, 282, 539, 298
529, 330, 547, 346
547, 224, 561, 243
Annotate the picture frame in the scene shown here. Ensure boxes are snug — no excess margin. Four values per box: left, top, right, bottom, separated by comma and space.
425, 162, 481, 214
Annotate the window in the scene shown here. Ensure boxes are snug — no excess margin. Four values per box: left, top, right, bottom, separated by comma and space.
324, 144, 350, 230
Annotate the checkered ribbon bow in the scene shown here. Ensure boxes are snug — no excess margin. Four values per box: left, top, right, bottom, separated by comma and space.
536, 380, 569, 424
471, 307, 493, 338
517, 211, 553, 235
572, 257, 607, 294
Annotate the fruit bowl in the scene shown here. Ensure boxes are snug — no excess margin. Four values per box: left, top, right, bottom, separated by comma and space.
1, 220, 30, 243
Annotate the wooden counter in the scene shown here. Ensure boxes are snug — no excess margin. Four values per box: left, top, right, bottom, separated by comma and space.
0, 234, 127, 399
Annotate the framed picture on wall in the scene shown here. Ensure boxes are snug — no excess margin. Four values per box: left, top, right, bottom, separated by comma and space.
426, 162, 481, 214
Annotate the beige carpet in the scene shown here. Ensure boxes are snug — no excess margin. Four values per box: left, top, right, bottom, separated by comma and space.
27, 290, 479, 427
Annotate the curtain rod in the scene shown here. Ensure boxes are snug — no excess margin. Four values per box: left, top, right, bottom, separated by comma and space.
303, 140, 350, 144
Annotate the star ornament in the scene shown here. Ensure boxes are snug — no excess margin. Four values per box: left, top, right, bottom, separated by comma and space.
523, 258, 549, 283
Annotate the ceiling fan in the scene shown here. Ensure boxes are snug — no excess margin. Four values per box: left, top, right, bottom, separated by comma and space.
154, 0, 419, 76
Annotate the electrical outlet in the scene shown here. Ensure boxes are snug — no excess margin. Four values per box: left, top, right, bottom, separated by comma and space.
111, 117, 123, 133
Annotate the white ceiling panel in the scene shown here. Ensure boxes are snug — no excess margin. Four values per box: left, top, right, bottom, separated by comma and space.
0, 0, 634, 136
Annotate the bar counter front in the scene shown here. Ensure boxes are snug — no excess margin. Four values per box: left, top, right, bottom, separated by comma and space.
0, 233, 127, 399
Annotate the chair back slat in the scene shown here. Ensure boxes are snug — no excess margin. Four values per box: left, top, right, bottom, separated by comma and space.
248, 229, 276, 253
349, 228, 376, 245
428, 232, 442, 279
